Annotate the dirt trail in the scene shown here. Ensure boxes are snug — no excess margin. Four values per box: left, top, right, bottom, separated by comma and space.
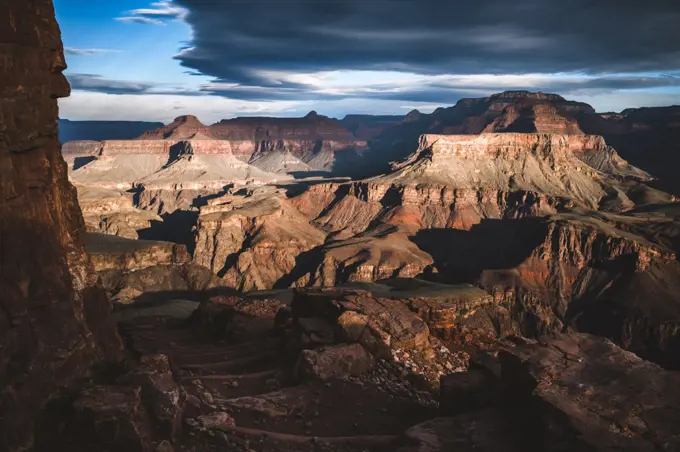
119, 313, 436, 451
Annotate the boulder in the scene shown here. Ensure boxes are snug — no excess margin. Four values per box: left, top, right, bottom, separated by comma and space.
295, 343, 375, 381
438, 333, 680, 451
193, 295, 284, 338
293, 289, 431, 359
67, 386, 154, 452
195, 412, 236, 431
119, 354, 184, 441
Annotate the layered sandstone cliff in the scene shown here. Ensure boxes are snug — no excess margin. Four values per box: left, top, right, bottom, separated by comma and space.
77, 185, 161, 239
373, 133, 660, 212
61, 140, 100, 169
194, 132, 665, 293
85, 233, 221, 304
193, 187, 327, 291
70, 139, 286, 190
0, 2, 122, 449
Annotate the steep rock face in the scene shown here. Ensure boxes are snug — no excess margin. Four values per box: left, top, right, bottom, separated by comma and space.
362, 91, 605, 174
377, 133, 651, 211
85, 233, 222, 304
0, 2, 123, 449
86, 233, 190, 273
432, 333, 680, 451
208, 112, 368, 172
69, 140, 175, 189
428, 91, 595, 135
416, 211, 680, 367
292, 133, 657, 236
61, 140, 100, 169
70, 139, 286, 189
193, 187, 326, 291
210, 111, 358, 141
77, 185, 161, 239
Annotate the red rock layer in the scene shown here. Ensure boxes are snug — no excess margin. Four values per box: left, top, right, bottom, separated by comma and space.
430, 91, 595, 135
0, 1, 123, 449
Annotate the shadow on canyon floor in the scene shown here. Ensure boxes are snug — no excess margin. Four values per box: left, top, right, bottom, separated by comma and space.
138, 210, 199, 252
411, 219, 549, 284
72, 156, 96, 170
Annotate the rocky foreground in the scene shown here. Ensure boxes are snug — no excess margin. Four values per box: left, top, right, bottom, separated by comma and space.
41, 288, 680, 451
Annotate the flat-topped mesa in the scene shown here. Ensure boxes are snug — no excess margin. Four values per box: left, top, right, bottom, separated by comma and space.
208, 112, 368, 170
429, 90, 596, 135
371, 133, 653, 210
416, 133, 644, 172
138, 115, 215, 140
71, 139, 287, 187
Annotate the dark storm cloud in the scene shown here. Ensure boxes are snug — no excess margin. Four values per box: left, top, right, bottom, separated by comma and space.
198, 73, 680, 104
173, 0, 680, 102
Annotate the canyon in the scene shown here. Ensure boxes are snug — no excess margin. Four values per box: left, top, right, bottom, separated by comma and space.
3, 1, 680, 450
67, 100, 680, 369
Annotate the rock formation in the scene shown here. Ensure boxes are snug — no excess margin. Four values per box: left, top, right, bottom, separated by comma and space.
0, 2, 122, 449
187, 130, 680, 367
62, 140, 101, 169
436, 90, 595, 135
193, 186, 327, 291
432, 333, 680, 451
85, 233, 222, 304
77, 185, 161, 239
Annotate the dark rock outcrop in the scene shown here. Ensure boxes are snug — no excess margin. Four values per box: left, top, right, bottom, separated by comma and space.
0, 1, 123, 449
431, 334, 680, 451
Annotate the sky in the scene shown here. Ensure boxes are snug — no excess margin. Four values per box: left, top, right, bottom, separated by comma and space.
54, 0, 680, 124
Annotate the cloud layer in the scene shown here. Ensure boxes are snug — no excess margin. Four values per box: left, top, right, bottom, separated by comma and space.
116, 1, 187, 25
65, 48, 120, 56
67, 74, 155, 95
170, 0, 680, 103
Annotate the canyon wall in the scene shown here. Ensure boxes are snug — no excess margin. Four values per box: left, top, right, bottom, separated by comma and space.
0, 1, 122, 449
